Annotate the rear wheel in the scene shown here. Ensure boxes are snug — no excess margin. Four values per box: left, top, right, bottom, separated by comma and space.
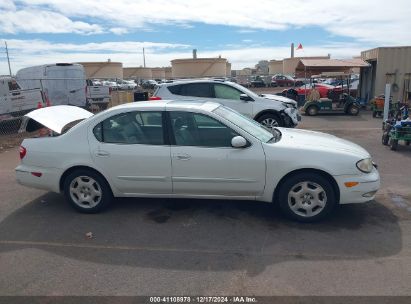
257, 113, 283, 129
389, 138, 398, 151
306, 105, 318, 116
348, 104, 359, 116
372, 111, 377, 118
277, 173, 336, 222
63, 169, 112, 213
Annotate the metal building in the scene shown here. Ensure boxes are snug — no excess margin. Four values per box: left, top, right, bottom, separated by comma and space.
360, 46, 411, 102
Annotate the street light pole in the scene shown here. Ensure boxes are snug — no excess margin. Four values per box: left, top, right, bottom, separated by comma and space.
5, 41, 12, 76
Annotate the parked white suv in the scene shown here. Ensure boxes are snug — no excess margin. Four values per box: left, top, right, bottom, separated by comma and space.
153, 79, 300, 128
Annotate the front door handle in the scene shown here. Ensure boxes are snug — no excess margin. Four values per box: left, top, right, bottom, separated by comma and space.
174, 153, 191, 161
95, 150, 110, 157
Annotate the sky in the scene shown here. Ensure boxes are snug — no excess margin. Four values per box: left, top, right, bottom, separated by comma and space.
0, 0, 410, 75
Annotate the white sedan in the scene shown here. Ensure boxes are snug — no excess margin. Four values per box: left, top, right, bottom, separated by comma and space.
15, 102, 380, 222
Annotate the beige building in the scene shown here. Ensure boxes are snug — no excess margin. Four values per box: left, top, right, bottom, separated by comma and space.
171, 57, 229, 78
269, 56, 330, 76
78, 61, 123, 79
164, 67, 172, 79
360, 46, 411, 102
151, 67, 166, 79
268, 60, 283, 75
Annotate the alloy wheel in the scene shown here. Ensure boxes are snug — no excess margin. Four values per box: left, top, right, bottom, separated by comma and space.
287, 181, 327, 217
261, 117, 279, 129
69, 176, 102, 209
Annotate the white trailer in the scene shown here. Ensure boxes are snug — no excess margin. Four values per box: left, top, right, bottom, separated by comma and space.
16, 63, 87, 107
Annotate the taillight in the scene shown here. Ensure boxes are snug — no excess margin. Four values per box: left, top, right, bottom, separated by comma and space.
19, 146, 26, 159
149, 96, 162, 100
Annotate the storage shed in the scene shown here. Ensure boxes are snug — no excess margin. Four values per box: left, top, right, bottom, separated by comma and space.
360, 46, 411, 102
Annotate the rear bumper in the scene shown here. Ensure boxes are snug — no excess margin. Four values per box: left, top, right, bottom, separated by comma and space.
15, 165, 62, 193
334, 169, 380, 204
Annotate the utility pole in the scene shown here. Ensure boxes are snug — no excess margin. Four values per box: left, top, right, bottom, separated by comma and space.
143, 47, 146, 68
5, 41, 12, 76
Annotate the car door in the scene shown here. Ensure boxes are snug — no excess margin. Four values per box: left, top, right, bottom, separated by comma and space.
89, 110, 172, 195
212, 83, 253, 117
168, 110, 265, 197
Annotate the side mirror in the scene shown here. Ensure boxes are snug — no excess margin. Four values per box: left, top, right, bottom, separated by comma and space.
231, 136, 248, 148
240, 94, 253, 102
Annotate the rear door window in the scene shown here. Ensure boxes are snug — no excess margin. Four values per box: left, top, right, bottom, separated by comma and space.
179, 83, 213, 98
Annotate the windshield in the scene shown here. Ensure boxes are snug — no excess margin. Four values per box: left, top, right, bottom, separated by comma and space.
213, 106, 276, 143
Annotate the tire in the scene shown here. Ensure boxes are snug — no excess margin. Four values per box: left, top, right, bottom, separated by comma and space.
306, 105, 318, 116
63, 169, 112, 213
382, 132, 389, 145
348, 104, 359, 116
257, 113, 283, 129
372, 111, 377, 118
389, 138, 398, 151
406, 141, 410, 146
277, 172, 337, 222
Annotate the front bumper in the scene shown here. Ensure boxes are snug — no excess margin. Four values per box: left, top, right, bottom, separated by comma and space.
334, 169, 380, 204
283, 108, 301, 127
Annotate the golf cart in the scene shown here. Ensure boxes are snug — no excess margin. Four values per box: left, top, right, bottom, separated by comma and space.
302, 73, 360, 116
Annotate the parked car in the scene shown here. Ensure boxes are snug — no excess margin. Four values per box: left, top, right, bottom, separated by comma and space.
117, 80, 137, 90
102, 80, 119, 91
290, 83, 342, 99
271, 75, 295, 87
250, 76, 266, 87
16, 102, 380, 222
153, 79, 300, 128
142, 80, 158, 90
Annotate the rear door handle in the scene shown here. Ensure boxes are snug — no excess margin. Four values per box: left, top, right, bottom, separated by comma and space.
174, 153, 191, 161
96, 150, 110, 157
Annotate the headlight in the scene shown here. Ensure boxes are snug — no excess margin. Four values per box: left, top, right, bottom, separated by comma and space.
356, 158, 373, 173
284, 102, 296, 108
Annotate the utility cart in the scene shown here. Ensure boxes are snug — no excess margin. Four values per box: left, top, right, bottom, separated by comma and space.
382, 105, 411, 150
302, 73, 360, 116
370, 96, 385, 117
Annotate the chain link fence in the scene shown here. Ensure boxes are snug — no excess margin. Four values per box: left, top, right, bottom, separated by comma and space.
0, 88, 154, 152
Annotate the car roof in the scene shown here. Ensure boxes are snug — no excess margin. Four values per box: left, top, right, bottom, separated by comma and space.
159, 79, 234, 86
110, 100, 221, 112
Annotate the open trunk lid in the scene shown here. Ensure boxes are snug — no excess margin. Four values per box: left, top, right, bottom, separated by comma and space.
20, 105, 93, 134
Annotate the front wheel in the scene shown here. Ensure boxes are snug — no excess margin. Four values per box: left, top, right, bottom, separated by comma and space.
277, 173, 336, 222
63, 169, 112, 213
257, 113, 283, 129
382, 132, 389, 145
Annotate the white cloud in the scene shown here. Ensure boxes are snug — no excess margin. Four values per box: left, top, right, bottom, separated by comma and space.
0, 38, 369, 74
110, 27, 129, 35
2, 0, 408, 44
0, 8, 103, 34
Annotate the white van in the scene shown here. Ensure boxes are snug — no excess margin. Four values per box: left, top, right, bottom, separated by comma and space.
16, 63, 87, 107
0, 76, 43, 119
